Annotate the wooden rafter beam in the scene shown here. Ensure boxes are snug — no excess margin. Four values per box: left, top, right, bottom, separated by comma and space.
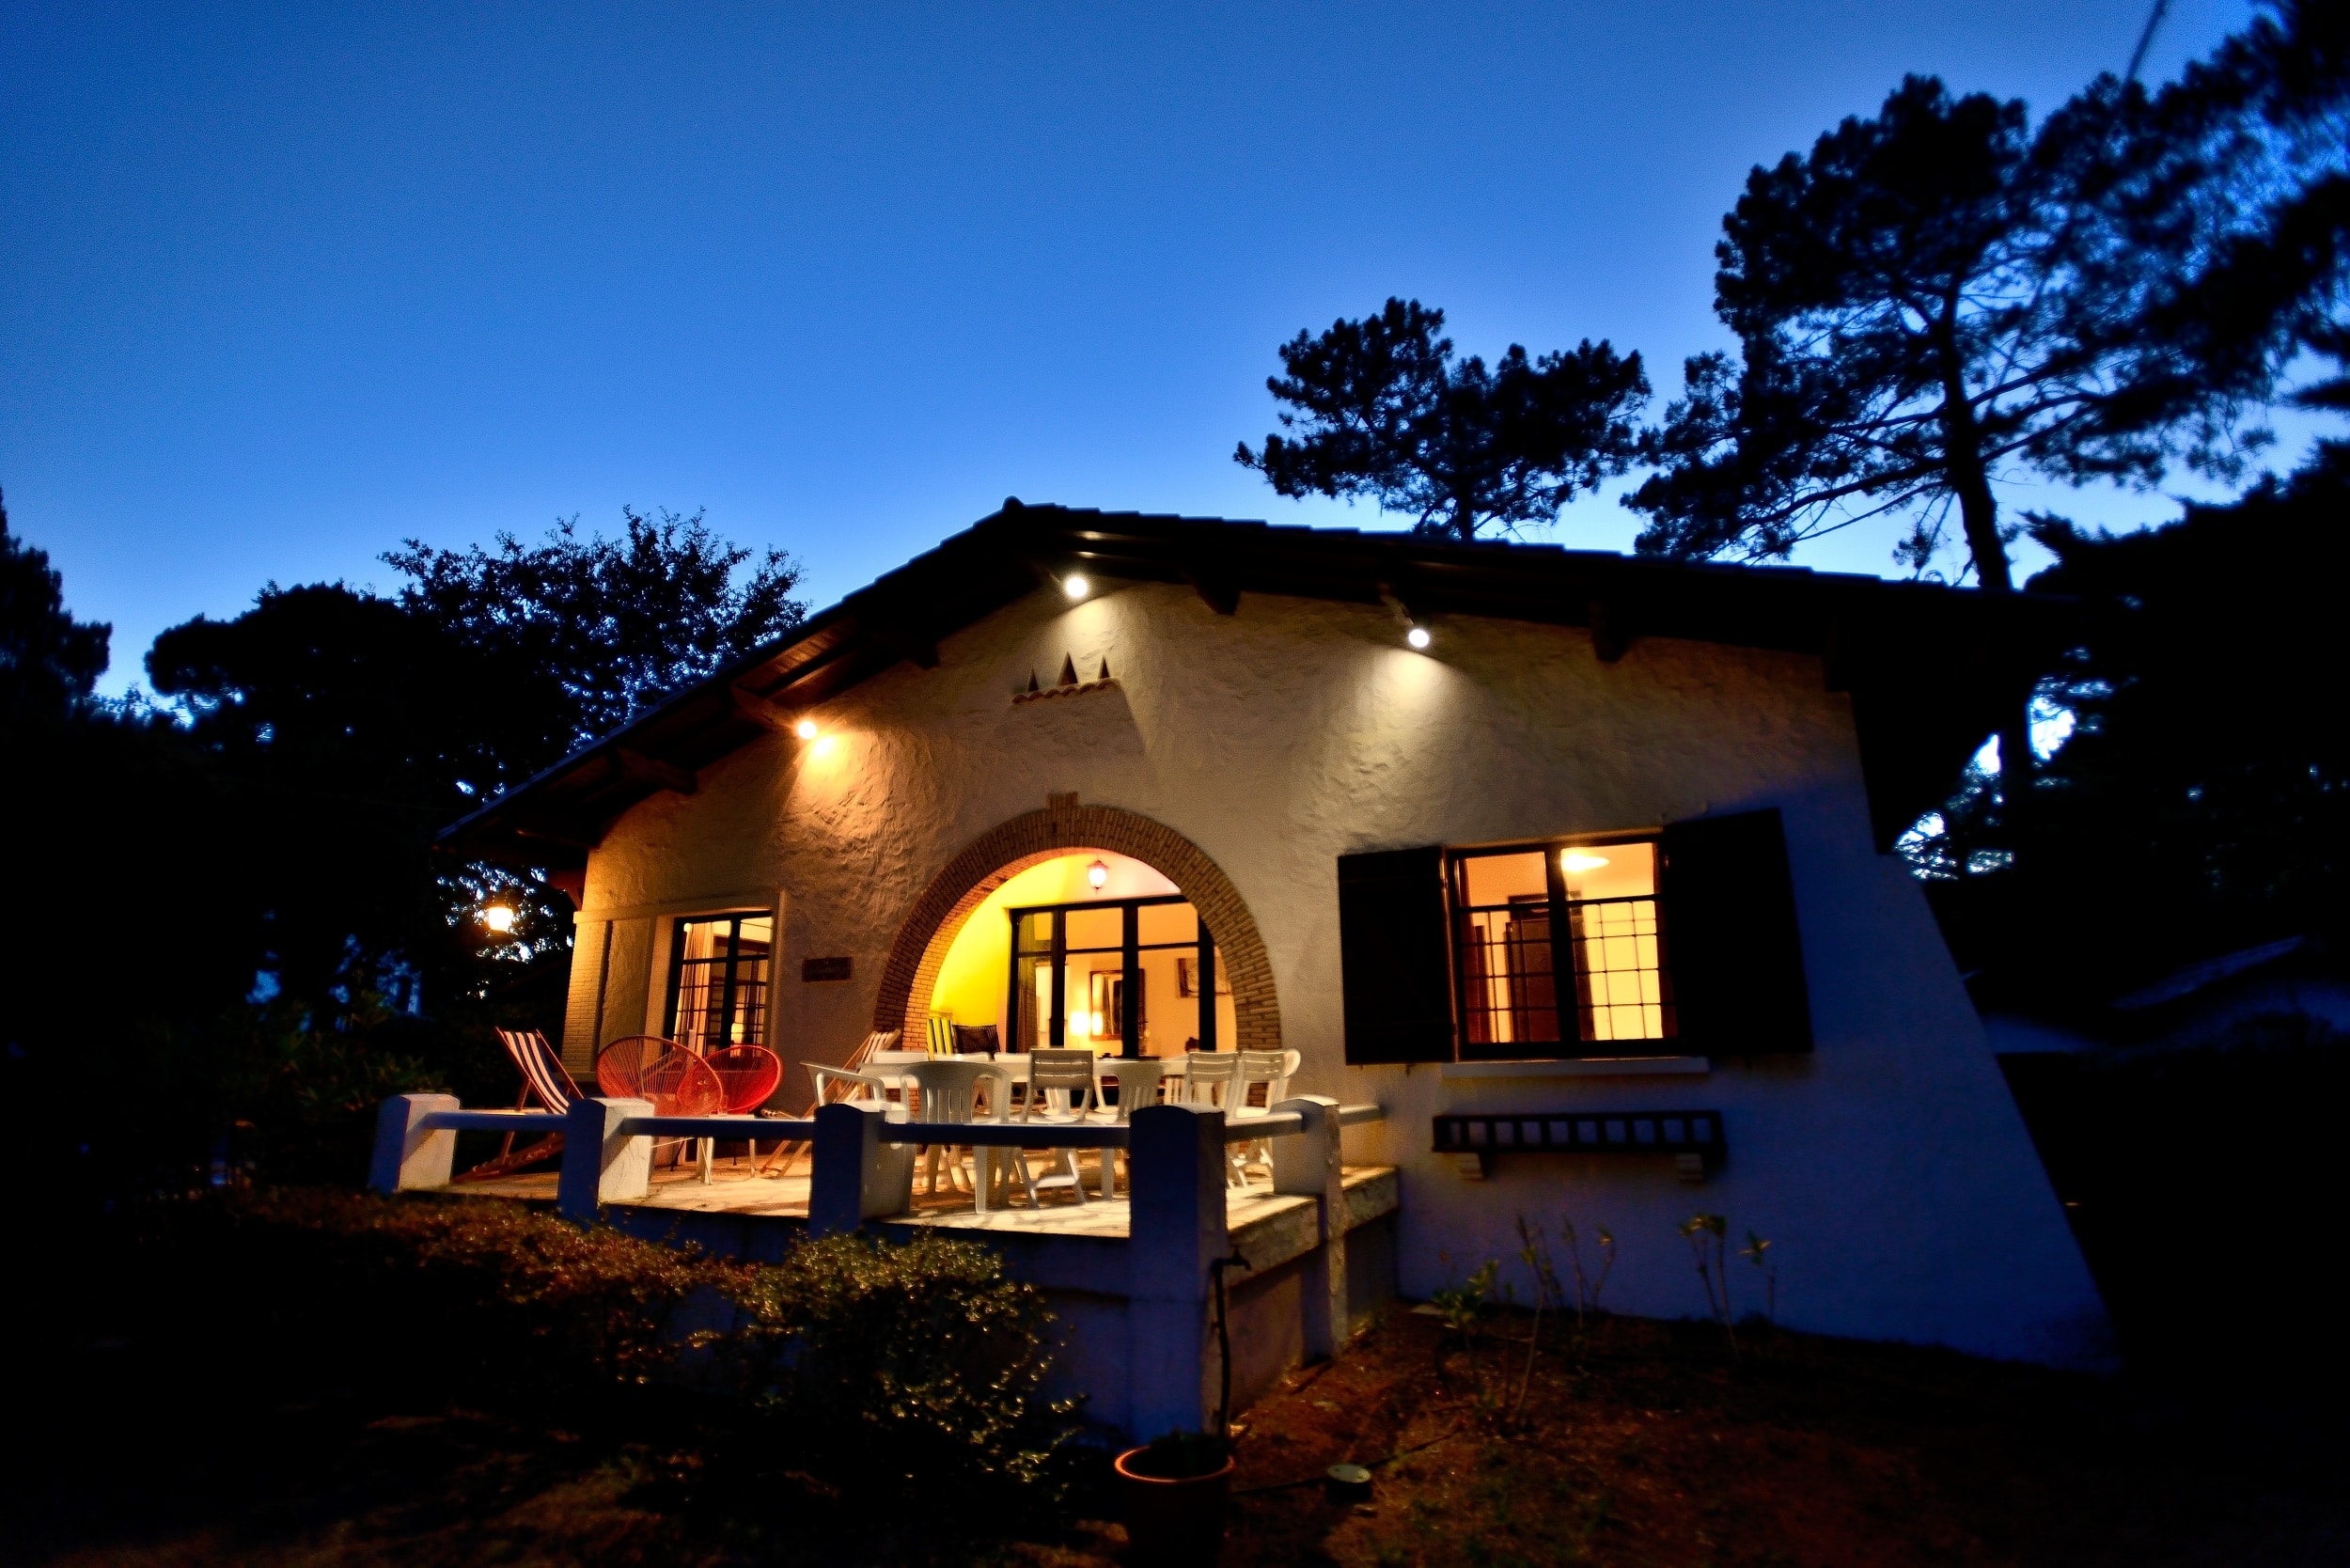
612, 747, 698, 795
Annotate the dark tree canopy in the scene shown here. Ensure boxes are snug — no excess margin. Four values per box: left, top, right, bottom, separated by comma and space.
1917, 442, 2350, 1005
148, 508, 806, 1013
384, 505, 806, 765
1630, 3, 2345, 592
0, 492, 110, 722
1237, 298, 1648, 542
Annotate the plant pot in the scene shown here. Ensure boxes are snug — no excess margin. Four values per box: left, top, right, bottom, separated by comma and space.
1114, 1446, 1236, 1564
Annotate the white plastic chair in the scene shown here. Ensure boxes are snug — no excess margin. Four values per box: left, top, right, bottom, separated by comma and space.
903, 1058, 1016, 1203
1008, 1049, 1098, 1206
1092, 1057, 1168, 1197
1179, 1053, 1247, 1187
1233, 1050, 1292, 1183
805, 1063, 905, 1115
758, 1030, 901, 1179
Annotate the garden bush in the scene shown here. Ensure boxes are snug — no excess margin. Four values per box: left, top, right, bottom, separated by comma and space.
205, 1189, 1074, 1485
728, 1231, 1071, 1482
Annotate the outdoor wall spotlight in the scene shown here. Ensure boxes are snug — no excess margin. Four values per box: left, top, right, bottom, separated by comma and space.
1559, 851, 1611, 874
1406, 625, 1432, 650
1087, 857, 1110, 890
482, 903, 517, 934
1063, 573, 1090, 600
794, 718, 820, 740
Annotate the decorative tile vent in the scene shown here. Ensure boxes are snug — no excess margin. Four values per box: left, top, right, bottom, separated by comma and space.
1014, 655, 1119, 705
1433, 1109, 1725, 1182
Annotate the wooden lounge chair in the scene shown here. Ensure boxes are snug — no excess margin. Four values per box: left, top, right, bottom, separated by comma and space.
455, 1028, 580, 1182
757, 1029, 901, 1178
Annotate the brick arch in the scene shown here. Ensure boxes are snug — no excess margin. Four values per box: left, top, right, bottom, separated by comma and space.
874, 801, 1281, 1053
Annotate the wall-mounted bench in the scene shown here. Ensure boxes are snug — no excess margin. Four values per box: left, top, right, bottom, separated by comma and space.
1432, 1109, 1725, 1181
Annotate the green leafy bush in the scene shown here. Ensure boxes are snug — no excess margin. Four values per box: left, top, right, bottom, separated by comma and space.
215, 1190, 1073, 1483
728, 1231, 1073, 1483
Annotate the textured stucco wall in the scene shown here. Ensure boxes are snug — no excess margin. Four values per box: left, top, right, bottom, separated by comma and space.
567, 579, 2107, 1366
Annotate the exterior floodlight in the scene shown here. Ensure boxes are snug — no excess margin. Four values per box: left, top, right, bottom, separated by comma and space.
794, 718, 820, 740
1559, 851, 1611, 874
482, 903, 517, 934
1088, 857, 1110, 890
1063, 573, 1090, 600
1406, 626, 1432, 650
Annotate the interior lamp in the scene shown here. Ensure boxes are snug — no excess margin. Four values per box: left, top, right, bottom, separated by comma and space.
793, 718, 820, 740
1063, 573, 1090, 600
482, 902, 518, 934
1559, 851, 1611, 874
1087, 857, 1110, 890
1406, 625, 1432, 650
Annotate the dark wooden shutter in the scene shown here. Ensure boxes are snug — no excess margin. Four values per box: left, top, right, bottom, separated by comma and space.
1338, 847, 1455, 1064
1659, 808, 1813, 1054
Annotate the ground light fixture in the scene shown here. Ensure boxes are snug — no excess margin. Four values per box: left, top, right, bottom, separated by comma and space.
1559, 850, 1611, 874
482, 902, 517, 934
794, 718, 820, 740
1088, 857, 1110, 890
1406, 625, 1432, 650
1063, 572, 1090, 600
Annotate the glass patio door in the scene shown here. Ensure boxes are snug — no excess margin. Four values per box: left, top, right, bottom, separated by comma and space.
1006, 894, 1227, 1056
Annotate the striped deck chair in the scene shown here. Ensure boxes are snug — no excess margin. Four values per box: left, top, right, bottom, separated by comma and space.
457, 1028, 582, 1182
757, 1028, 901, 1178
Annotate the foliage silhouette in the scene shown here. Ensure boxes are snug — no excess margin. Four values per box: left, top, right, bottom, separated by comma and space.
1918, 442, 2350, 1005
1628, 4, 2346, 590
1237, 297, 1648, 541
0, 490, 110, 721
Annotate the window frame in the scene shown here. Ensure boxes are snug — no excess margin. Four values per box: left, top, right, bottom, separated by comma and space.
1445, 834, 1677, 1062
663, 910, 774, 1052
1003, 892, 1214, 1057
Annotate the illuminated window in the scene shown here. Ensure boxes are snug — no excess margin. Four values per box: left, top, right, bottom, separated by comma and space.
665, 913, 773, 1051
1449, 840, 1674, 1057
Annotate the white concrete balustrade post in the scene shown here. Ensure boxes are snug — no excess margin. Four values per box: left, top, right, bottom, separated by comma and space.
557, 1096, 653, 1224
368, 1093, 459, 1195
1125, 1102, 1226, 1440
807, 1100, 915, 1235
1270, 1095, 1347, 1360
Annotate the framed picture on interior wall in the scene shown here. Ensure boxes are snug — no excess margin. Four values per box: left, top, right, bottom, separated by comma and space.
1176, 956, 1230, 997
1089, 970, 1125, 1040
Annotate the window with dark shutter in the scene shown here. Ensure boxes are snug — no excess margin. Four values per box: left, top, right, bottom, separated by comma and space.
1338, 847, 1455, 1064
1658, 808, 1813, 1054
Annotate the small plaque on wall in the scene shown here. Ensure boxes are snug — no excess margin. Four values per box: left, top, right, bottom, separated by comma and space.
802, 956, 854, 983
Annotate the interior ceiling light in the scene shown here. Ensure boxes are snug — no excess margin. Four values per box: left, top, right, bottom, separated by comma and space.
1559, 851, 1611, 874
1063, 573, 1090, 600
1087, 857, 1110, 890
482, 903, 518, 933
794, 719, 819, 740
1406, 626, 1432, 649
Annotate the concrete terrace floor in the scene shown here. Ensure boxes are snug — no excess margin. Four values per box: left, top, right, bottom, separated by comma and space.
448, 1146, 1397, 1242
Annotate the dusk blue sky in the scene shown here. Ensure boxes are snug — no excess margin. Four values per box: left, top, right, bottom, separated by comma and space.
4, 1, 2284, 697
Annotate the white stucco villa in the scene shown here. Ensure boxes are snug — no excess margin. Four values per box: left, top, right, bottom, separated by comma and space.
435, 500, 2109, 1415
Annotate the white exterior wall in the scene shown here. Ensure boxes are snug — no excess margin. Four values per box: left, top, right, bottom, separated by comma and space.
571, 579, 2108, 1367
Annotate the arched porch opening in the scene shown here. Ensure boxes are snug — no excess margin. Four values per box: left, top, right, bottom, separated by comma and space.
873, 801, 1281, 1054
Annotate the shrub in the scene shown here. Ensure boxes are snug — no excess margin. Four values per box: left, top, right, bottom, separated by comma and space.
728, 1231, 1073, 1483
227, 1186, 740, 1387
212, 1190, 1073, 1486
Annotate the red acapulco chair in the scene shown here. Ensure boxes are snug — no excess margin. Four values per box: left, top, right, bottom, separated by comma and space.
704, 1044, 783, 1114
595, 1035, 678, 1103
596, 1037, 727, 1172
699, 1044, 784, 1179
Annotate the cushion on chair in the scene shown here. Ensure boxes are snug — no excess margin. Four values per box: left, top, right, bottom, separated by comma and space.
952, 1023, 1002, 1055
